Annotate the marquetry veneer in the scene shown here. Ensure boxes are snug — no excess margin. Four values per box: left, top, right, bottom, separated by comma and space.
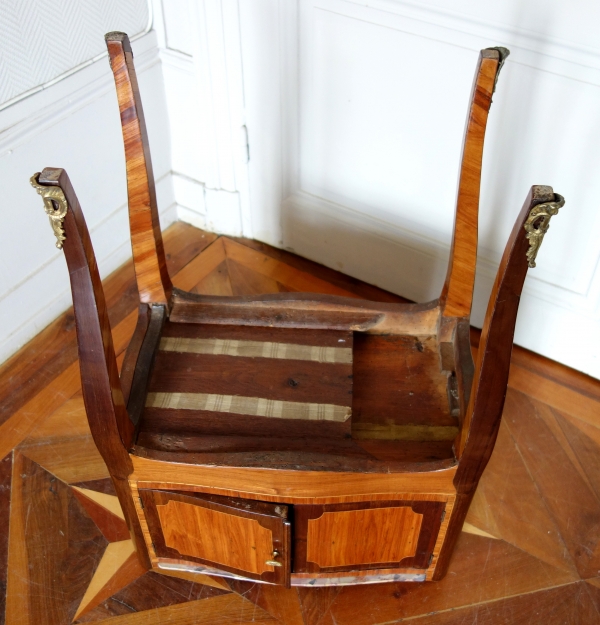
29, 32, 565, 587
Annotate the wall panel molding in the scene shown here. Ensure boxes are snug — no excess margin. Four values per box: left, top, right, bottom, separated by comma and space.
0, 30, 175, 365
0, 0, 152, 110
262, 0, 600, 377
326, 0, 600, 85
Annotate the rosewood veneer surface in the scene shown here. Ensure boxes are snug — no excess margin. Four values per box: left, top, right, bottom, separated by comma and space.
1, 224, 598, 623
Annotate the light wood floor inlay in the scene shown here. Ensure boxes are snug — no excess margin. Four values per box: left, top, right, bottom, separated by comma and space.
0, 224, 597, 623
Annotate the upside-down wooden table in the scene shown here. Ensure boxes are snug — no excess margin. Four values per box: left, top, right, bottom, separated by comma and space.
27, 31, 567, 596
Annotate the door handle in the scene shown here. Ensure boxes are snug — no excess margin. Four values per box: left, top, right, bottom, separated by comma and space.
265, 550, 283, 567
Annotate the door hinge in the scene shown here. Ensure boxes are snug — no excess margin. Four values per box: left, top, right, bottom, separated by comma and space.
138, 497, 144, 509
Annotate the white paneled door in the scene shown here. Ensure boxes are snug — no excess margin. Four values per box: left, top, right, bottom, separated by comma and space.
186, 0, 600, 378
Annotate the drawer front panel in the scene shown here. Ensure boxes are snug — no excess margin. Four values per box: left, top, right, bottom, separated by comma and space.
139, 489, 291, 585
294, 500, 445, 573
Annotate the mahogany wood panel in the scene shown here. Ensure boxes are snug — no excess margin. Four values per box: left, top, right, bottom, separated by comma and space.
35, 168, 149, 567
170, 288, 440, 336
134, 435, 452, 462
353, 439, 455, 463
436, 186, 559, 580
441, 48, 506, 317
126, 304, 165, 426
456, 185, 557, 488
161, 321, 353, 347
37, 169, 133, 475
352, 334, 456, 434
453, 319, 475, 426
106, 32, 172, 305
133, 443, 456, 474
120, 304, 151, 405
140, 410, 353, 441
147, 353, 353, 407
294, 500, 445, 573
137, 433, 373, 457
140, 489, 291, 585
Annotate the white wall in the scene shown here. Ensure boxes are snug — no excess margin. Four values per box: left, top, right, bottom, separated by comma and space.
0, 3, 176, 364
230, 0, 600, 378
2, 0, 600, 381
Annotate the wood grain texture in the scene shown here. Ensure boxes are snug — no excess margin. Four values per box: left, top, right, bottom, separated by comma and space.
0, 453, 12, 622
20, 436, 109, 483
73, 539, 146, 620
322, 533, 576, 625
35, 169, 153, 568
465, 420, 578, 576
161, 320, 353, 347
455, 186, 556, 489
441, 48, 503, 317
75, 571, 230, 622
72, 485, 125, 519
0, 222, 211, 455
147, 353, 353, 408
131, 455, 456, 501
170, 288, 440, 335
0, 307, 136, 461
120, 304, 150, 405
141, 489, 290, 585
106, 32, 172, 305
504, 389, 600, 579
134, 436, 456, 472
72, 487, 130, 542
306, 506, 422, 567
6, 454, 108, 625
229, 235, 409, 303
140, 411, 354, 442
37, 168, 133, 476
295, 501, 445, 573
380, 583, 585, 625
79, 592, 278, 624
3, 217, 598, 615
158, 501, 275, 573
126, 304, 165, 426
352, 334, 456, 433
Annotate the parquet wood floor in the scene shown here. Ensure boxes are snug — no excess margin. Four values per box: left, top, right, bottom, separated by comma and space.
1, 222, 599, 624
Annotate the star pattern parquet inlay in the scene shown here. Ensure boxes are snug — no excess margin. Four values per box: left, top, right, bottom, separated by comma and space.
0, 223, 598, 624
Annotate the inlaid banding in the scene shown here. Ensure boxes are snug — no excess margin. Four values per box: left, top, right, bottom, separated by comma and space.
159, 337, 353, 364
146, 392, 352, 422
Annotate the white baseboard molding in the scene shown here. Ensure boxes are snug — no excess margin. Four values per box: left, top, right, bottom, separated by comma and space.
172, 171, 242, 236
283, 191, 600, 378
